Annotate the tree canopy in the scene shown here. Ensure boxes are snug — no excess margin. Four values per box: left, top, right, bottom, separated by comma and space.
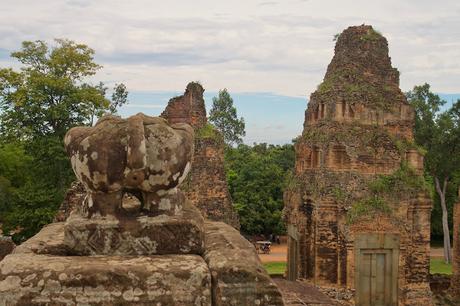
209, 89, 245, 146
0, 39, 127, 242
407, 83, 460, 263
225, 143, 295, 236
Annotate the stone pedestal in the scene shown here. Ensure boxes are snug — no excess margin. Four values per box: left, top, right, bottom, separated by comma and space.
0, 253, 211, 305
64, 201, 204, 255
0, 218, 283, 305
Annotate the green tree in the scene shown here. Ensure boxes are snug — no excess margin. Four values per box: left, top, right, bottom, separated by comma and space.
225, 143, 295, 236
0, 39, 124, 139
407, 84, 460, 263
0, 39, 127, 242
209, 89, 245, 145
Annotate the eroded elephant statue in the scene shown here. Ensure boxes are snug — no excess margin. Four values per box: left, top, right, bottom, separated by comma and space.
64, 113, 194, 217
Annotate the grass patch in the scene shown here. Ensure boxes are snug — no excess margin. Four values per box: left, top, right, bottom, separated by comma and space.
263, 262, 286, 275
430, 258, 452, 275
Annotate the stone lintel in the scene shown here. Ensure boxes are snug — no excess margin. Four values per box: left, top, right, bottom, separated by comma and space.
64, 201, 205, 255
203, 221, 284, 306
0, 253, 211, 305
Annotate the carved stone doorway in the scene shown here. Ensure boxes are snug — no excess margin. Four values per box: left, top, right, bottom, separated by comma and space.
355, 234, 399, 306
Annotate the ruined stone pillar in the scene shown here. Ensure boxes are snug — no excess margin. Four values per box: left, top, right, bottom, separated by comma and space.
452, 190, 460, 298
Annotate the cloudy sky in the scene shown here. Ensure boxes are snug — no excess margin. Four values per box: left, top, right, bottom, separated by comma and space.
1, 0, 459, 143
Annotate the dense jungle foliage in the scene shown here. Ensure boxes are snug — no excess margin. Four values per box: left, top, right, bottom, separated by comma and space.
0, 40, 127, 242
225, 143, 295, 236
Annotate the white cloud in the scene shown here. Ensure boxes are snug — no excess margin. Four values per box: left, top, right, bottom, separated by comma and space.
0, 0, 459, 96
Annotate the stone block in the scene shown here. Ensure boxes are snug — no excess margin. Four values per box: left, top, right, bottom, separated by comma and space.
13, 223, 68, 256
0, 253, 211, 305
0, 236, 15, 261
64, 202, 205, 255
203, 221, 284, 306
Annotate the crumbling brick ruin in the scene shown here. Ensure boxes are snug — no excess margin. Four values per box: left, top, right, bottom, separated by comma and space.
0, 113, 282, 305
161, 82, 240, 229
283, 25, 432, 306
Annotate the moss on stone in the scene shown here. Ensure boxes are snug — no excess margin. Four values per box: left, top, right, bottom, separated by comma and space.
360, 28, 382, 41
347, 163, 429, 224
195, 123, 221, 141
369, 162, 430, 198
347, 195, 391, 224
315, 66, 396, 111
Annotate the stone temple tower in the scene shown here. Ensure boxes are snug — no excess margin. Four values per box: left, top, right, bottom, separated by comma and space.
284, 25, 432, 306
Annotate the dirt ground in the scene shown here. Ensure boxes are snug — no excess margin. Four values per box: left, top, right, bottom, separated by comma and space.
258, 243, 447, 263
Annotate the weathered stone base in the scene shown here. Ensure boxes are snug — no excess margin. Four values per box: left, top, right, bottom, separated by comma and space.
0, 253, 211, 305
1, 220, 284, 306
203, 221, 284, 306
64, 201, 204, 255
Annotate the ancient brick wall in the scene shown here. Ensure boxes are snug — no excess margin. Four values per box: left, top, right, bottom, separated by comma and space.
284, 25, 432, 306
162, 83, 240, 229
183, 136, 240, 228
161, 82, 207, 129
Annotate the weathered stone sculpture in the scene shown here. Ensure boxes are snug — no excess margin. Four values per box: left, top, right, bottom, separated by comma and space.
62, 114, 204, 256
284, 25, 432, 306
0, 110, 283, 305
65, 114, 193, 217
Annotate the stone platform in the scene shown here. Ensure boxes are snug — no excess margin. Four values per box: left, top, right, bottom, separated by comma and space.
0, 253, 210, 305
64, 201, 205, 255
1, 220, 283, 305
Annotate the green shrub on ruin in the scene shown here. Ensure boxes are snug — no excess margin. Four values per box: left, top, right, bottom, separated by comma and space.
315, 67, 396, 112
369, 162, 430, 198
346, 163, 429, 224
284, 170, 301, 191
332, 186, 347, 203
195, 123, 222, 141
347, 195, 391, 224
360, 28, 382, 41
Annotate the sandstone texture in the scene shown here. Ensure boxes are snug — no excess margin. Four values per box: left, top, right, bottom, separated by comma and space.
284, 25, 432, 306
162, 83, 240, 229
0, 253, 211, 305
203, 221, 284, 306
65, 113, 194, 217
64, 200, 205, 256
0, 236, 15, 261
1, 219, 283, 305
12, 223, 68, 256
53, 182, 85, 222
